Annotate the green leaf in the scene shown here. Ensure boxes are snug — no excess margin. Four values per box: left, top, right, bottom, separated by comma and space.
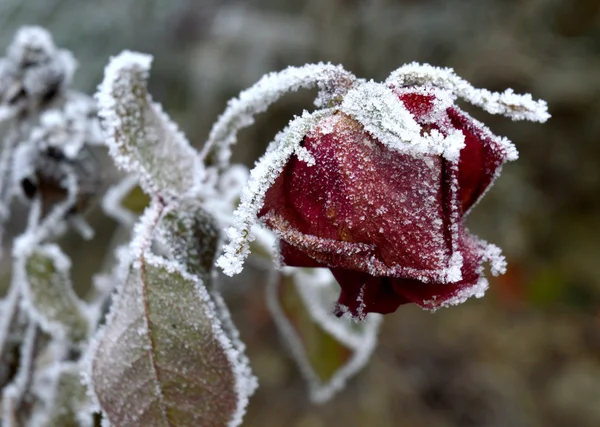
90, 254, 255, 427
159, 200, 219, 280
23, 244, 90, 344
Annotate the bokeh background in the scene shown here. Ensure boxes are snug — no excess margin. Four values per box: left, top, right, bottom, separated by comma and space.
2, 0, 600, 426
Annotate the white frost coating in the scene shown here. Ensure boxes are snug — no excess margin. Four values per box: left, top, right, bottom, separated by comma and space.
6, 26, 55, 64
128, 200, 163, 262
101, 174, 140, 227
424, 277, 490, 312
28, 362, 93, 427
385, 62, 550, 123
479, 240, 507, 277
95, 50, 201, 198
339, 81, 465, 161
217, 108, 335, 276
199, 63, 357, 169
266, 269, 381, 403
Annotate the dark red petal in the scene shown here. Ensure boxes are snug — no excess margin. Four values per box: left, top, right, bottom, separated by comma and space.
261, 113, 462, 282
391, 231, 486, 309
279, 241, 327, 268
397, 92, 436, 117
447, 107, 511, 213
330, 268, 409, 319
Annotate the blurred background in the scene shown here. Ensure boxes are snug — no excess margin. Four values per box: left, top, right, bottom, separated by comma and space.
1, 0, 600, 426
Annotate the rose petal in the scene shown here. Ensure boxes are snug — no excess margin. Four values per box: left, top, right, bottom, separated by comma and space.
279, 241, 327, 268
392, 231, 486, 309
261, 113, 462, 282
447, 106, 511, 213
330, 268, 409, 319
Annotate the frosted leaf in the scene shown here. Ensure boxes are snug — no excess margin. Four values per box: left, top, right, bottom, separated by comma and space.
208, 290, 258, 415
266, 269, 381, 403
87, 252, 255, 427
1, 26, 76, 115
217, 108, 335, 276
339, 81, 465, 161
6, 26, 56, 65
95, 51, 201, 198
19, 243, 91, 344
29, 362, 93, 427
29, 93, 103, 160
199, 63, 357, 169
158, 200, 219, 280
385, 62, 550, 123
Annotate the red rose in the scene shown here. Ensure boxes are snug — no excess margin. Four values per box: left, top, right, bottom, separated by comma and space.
212, 63, 548, 320
258, 86, 519, 319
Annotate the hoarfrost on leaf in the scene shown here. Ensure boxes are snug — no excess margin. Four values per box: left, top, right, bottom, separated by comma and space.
20, 243, 91, 344
95, 50, 201, 198
200, 63, 357, 170
28, 362, 93, 427
88, 253, 255, 427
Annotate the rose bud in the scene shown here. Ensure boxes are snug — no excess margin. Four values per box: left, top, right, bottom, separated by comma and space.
215, 63, 549, 319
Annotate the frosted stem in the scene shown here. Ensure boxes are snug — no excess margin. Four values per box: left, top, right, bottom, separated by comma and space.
199, 63, 357, 171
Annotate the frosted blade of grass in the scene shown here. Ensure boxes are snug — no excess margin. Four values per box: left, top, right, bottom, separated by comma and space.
88, 253, 255, 427
29, 362, 93, 427
20, 244, 91, 344
96, 51, 201, 197
216, 108, 334, 276
385, 62, 550, 122
199, 63, 356, 169
266, 269, 381, 403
